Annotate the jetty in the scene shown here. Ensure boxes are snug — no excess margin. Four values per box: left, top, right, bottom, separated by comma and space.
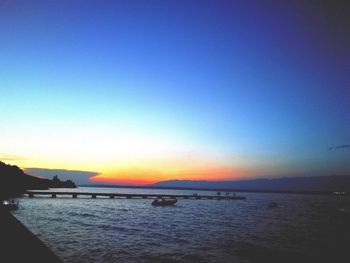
25, 191, 246, 200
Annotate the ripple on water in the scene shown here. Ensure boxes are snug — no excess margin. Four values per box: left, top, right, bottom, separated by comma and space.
13, 189, 350, 263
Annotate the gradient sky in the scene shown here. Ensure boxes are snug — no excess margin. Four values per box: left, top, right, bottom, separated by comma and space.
0, 1, 349, 184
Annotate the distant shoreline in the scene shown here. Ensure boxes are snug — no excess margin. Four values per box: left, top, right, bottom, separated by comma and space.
0, 161, 76, 199
78, 184, 342, 196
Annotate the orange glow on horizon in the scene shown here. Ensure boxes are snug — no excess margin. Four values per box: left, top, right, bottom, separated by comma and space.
89, 166, 248, 185
90, 176, 154, 185
3, 151, 256, 185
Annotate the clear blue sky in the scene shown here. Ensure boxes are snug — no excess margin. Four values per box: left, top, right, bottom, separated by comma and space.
0, 1, 349, 183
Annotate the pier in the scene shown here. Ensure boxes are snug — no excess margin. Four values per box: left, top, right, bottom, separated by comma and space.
25, 191, 246, 200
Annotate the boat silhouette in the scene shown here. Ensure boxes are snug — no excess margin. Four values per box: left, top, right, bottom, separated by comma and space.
152, 197, 177, 206
2, 199, 19, 210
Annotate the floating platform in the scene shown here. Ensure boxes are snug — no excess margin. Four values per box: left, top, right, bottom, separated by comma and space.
25, 191, 246, 200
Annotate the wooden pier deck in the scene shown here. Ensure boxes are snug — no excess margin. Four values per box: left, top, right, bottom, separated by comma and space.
25, 191, 246, 200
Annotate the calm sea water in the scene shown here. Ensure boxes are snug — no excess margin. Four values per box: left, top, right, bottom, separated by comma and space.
13, 187, 350, 263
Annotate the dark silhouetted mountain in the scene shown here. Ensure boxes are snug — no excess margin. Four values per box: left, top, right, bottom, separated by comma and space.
0, 161, 76, 198
150, 176, 350, 193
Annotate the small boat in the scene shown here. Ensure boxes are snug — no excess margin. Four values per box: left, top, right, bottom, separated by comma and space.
152, 197, 177, 206
2, 199, 19, 210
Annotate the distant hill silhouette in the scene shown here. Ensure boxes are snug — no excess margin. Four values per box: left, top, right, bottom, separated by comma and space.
0, 161, 76, 198
151, 175, 350, 193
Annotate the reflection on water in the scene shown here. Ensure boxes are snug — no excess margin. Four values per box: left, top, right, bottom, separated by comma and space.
13, 187, 350, 263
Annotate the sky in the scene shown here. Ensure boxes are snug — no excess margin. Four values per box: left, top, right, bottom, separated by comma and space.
0, 1, 349, 185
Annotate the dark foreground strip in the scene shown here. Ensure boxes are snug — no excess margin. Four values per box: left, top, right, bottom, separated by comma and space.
0, 208, 62, 263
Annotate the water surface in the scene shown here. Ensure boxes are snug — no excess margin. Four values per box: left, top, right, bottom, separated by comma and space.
13, 187, 350, 262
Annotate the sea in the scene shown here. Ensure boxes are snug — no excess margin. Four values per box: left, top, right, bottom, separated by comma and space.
13, 187, 350, 263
